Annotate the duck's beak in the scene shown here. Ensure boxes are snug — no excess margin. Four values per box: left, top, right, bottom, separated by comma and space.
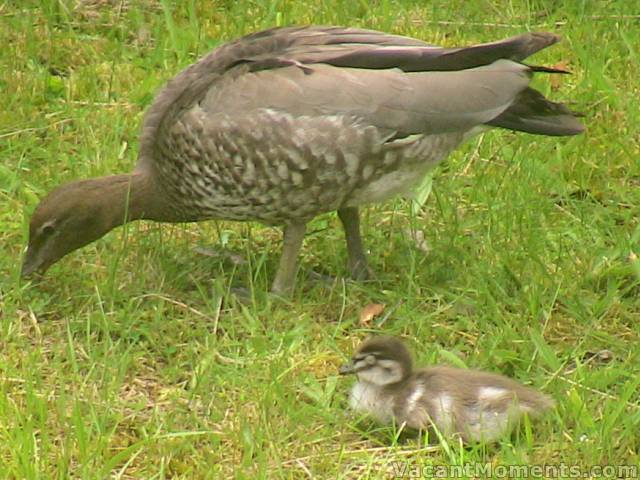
21, 245, 48, 278
339, 361, 355, 375
21, 247, 39, 278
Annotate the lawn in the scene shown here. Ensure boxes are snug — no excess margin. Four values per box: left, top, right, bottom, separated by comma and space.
1, 0, 639, 478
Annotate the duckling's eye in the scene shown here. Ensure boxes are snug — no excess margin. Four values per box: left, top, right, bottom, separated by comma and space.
365, 355, 376, 365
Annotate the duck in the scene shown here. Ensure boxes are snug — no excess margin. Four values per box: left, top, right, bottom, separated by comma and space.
339, 336, 555, 443
22, 26, 584, 295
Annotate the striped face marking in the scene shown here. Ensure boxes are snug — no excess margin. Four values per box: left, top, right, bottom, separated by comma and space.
351, 351, 404, 386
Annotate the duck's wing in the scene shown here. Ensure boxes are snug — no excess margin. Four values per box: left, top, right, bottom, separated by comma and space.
139, 26, 583, 167
201, 58, 532, 137
267, 27, 583, 137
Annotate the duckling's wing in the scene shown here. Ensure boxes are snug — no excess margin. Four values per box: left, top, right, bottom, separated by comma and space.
422, 367, 555, 442
447, 367, 555, 415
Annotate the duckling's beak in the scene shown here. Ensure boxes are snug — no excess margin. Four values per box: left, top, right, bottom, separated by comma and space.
339, 361, 355, 375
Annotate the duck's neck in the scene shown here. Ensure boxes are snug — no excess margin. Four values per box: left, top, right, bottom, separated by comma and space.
95, 172, 174, 231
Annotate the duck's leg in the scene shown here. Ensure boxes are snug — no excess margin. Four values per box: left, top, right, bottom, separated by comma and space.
271, 222, 306, 296
338, 207, 370, 280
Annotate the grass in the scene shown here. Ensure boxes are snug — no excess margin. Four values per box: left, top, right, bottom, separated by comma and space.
1, 0, 639, 478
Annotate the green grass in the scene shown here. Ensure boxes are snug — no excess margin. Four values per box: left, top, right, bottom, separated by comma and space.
1, 0, 639, 478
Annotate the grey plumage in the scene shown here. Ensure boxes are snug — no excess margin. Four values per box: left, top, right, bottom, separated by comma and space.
22, 26, 584, 294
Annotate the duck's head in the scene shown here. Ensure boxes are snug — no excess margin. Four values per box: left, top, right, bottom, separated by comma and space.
22, 177, 132, 277
339, 336, 413, 386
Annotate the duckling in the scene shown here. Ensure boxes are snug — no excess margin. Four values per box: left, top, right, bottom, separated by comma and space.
339, 336, 554, 443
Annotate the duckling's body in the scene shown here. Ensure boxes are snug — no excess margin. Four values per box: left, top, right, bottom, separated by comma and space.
341, 337, 554, 442
23, 26, 583, 295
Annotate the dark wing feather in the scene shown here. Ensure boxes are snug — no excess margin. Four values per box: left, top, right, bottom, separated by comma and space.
299, 32, 559, 72
234, 29, 559, 73
487, 88, 585, 135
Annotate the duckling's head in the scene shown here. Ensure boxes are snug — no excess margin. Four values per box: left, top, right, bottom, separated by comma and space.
339, 336, 413, 386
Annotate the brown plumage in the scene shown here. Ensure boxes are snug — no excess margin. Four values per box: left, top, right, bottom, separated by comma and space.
22, 26, 584, 295
340, 336, 555, 442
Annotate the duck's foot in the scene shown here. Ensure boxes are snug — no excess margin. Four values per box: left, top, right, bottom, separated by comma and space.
348, 257, 374, 281
307, 269, 338, 285
227, 286, 292, 305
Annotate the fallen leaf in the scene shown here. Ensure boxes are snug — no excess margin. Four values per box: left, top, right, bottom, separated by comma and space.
359, 303, 386, 326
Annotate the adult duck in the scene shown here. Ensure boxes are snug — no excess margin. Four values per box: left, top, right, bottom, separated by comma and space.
22, 26, 584, 295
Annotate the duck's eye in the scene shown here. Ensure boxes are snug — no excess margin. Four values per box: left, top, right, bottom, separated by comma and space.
40, 222, 56, 236
365, 355, 376, 365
